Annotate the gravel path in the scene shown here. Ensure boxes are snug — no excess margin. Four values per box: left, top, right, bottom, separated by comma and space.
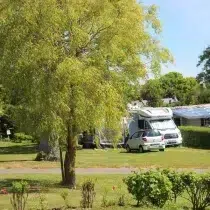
0, 168, 209, 175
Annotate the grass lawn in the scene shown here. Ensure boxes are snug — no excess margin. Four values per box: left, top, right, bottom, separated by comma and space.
0, 141, 210, 169
0, 173, 199, 210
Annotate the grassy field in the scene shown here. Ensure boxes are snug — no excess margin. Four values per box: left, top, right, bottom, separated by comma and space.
0, 173, 199, 210
0, 141, 210, 169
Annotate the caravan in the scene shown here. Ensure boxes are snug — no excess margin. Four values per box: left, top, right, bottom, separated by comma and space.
125, 105, 182, 147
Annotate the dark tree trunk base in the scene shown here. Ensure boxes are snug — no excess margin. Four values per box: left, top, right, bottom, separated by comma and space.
63, 135, 76, 189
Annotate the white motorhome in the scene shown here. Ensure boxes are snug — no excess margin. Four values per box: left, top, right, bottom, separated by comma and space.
125, 105, 182, 146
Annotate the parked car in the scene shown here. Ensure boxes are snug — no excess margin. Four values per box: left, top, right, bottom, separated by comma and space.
125, 129, 165, 153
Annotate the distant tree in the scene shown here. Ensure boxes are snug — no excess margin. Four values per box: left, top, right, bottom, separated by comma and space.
197, 46, 210, 84
159, 72, 184, 99
140, 72, 199, 106
197, 87, 210, 104
141, 79, 163, 107
180, 77, 199, 105
159, 72, 199, 105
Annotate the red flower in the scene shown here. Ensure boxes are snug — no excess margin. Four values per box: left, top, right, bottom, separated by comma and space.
0, 188, 8, 195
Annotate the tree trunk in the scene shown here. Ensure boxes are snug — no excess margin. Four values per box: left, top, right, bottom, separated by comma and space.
63, 125, 77, 188
59, 145, 65, 183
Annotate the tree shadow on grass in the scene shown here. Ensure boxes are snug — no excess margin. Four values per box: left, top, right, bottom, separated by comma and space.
119, 150, 159, 154
0, 160, 32, 163
0, 144, 38, 155
0, 178, 71, 193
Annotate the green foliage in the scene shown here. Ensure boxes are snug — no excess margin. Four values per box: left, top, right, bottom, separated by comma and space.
161, 169, 185, 202
35, 151, 47, 161
124, 170, 172, 207
179, 126, 210, 149
10, 181, 29, 210
0, 97, 4, 116
197, 46, 210, 84
118, 194, 125, 207
60, 190, 70, 208
160, 72, 184, 98
100, 186, 117, 208
101, 187, 109, 208
144, 171, 172, 208
0, 0, 172, 136
141, 79, 164, 107
38, 193, 49, 210
123, 172, 147, 206
125, 169, 210, 209
94, 134, 101, 149
0, 84, 6, 116
76, 144, 83, 150
160, 72, 199, 105
0, 0, 172, 185
14, 133, 33, 143
197, 87, 210, 103
141, 72, 199, 106
181, 172, 210, 210
80, 179, 96, 209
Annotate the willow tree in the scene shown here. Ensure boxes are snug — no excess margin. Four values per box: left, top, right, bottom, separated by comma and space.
0, 0, 172, 188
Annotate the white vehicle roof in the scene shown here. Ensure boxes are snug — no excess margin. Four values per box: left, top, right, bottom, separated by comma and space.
128, 106, 173, 118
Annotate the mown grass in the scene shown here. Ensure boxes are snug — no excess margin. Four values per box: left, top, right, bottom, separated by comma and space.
0, 141, 210, 169
0, 174, 199, 210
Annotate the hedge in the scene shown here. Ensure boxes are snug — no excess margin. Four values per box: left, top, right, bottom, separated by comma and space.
14, 132, 34, 143
179, 126, 210, 149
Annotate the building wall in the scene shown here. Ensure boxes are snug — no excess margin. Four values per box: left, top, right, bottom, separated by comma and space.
181, 118, 201, 126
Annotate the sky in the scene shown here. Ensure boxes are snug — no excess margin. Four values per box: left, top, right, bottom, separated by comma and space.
144, 0, 210, 77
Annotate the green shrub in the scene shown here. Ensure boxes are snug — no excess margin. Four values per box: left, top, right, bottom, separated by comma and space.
123, 172, 147, 206
161, 169, 185, 202
38, 193, 48, 210
144, 171, 172, 208
181, 172, 210, 210
60, 190, 70, 208
118, 194, 125, 207
76, 144, 83, 150
124, 170, 172, 207
179, 126, 210, 149
10, 180, 29, 210
35, 151, 47, 161
14, 133, 34, 142
80, 179, 96, 209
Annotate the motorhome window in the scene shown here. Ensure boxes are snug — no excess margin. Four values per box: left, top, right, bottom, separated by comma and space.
150, 119, 176, 130
138, 120, 144, 129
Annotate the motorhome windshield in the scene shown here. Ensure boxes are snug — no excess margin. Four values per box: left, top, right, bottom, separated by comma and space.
150, 119, 176, 130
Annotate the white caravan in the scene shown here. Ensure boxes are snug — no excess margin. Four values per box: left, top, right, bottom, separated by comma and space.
125, 105, 182, 146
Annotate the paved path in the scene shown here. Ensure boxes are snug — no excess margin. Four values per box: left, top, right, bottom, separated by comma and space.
0, 168, 209, 175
